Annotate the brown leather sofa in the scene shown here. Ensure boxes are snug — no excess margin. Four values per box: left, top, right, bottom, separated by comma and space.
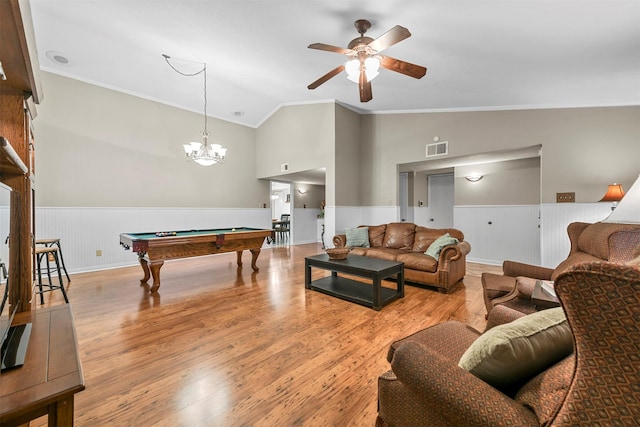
376, 261, 640, 426
482, 221, 640, 316
333, 222, 471, 292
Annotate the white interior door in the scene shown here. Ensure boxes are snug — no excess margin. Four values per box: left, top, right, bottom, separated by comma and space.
427, 173, 454, 228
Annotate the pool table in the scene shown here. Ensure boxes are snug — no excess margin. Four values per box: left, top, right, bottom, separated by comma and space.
119, 227, 274, 292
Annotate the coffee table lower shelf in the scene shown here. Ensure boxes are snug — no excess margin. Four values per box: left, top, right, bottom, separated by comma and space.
309, 276, 402, 309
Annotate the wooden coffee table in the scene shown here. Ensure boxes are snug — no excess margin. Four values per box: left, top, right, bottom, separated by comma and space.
304, 254, 404, 310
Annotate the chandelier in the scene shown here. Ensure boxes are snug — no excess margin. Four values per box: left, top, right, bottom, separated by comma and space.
163, 54, 227, 166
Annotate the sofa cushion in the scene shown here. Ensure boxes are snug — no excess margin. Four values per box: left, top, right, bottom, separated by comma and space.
458, 307, 573, 392
350, 247, 368, 256
412, 227, 466, 253
346, 227, 370, 247
396, 252, 438, 272
383, 223, 416, 250
366, 247, 407, 261
412, 227, 444, 252
367, 224, 387, 248
425, 233, 459, 259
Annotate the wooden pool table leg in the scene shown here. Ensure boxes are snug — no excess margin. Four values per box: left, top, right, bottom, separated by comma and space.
236, 250, 243, 268
138, 253, 151, 284
250, 248, 260, 271
148, 261, 163, 293
138, 254, 163, 292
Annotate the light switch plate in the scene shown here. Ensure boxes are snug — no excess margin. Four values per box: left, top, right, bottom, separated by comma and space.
556, 192, 575, 203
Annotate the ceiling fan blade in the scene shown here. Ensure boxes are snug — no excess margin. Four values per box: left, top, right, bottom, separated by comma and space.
308, 43, 352, 55
307, 65, 345, 90
378, 55, 427, 79
359, 69, 373, 102
367, 25, 411, 52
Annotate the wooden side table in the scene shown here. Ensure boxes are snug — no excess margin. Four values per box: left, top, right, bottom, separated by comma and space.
0, 304, 85, 426
532, 280, 560, 310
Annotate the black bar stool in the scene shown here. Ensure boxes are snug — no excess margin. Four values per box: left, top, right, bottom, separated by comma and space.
36, 238, 70, 282
0, 261, 8, 315
34, 246, 69, 304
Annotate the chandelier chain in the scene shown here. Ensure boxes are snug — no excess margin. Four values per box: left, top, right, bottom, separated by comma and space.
163, 55, 208, 134
163, 54, 226, 166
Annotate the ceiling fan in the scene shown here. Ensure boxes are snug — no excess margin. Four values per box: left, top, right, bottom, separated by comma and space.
307, 19, 427, 103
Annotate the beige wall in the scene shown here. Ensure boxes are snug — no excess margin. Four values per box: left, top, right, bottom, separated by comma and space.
334, 104, 361, 206
361, 107, 639, 205
34, 73, 639, 211
35, 72, 267, 207
255, 102, 335, 203
455, 157, 541, 205
292, 183, 324, 210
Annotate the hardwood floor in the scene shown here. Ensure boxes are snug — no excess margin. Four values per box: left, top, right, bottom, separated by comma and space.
29, 243, 501, 426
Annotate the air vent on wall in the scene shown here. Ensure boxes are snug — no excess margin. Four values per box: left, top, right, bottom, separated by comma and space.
281, 163, 289, 172
426, 141, 448, 158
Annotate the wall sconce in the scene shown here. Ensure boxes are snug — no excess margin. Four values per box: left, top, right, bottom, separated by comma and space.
297, 189, 307, 194
599, 183, 625, 210
465, 175, 483, 182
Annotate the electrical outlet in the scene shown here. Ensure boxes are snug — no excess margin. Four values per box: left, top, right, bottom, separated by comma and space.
556, 192, 575, 203
96, 250, 102, 256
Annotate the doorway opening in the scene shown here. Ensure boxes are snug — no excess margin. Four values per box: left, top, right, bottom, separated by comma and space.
271, 181, 292, 245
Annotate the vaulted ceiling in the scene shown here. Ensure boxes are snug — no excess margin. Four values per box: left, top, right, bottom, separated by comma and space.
30, 1, 640, 129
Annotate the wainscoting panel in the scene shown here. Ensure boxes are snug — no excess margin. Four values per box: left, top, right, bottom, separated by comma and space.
291, 208, 321, 244
455, 205, 541, 266
36, 207, 272, 273
540, 203, 612, 267
412, 206, 431, 227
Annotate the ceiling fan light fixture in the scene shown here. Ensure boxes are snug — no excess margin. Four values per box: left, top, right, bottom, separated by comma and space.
345, 57, 380, 83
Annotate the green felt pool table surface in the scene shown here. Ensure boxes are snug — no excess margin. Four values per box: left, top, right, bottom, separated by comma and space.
125, 227, 263, 240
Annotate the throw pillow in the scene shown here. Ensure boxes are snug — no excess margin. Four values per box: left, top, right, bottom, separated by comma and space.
345, 227, 370, 248
425, 233, 459, 259
458, 307, 573, 391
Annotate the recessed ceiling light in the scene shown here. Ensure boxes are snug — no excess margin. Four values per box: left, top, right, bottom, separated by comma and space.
46, 51, 70, 65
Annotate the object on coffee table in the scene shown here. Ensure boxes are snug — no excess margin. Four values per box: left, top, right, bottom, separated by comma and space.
326, 247, 351, 260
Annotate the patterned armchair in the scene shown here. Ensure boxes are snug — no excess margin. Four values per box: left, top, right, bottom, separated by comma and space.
376, 262, 640, 426
482, 222, 640, 317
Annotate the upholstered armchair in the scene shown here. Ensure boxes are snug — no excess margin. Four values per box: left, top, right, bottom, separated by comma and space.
482, 221, 640, 316
376, 261, 640, 426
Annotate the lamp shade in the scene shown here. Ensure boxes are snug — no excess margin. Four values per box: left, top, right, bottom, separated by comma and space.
599, 183, 625, 202
603, 174, 640, 224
